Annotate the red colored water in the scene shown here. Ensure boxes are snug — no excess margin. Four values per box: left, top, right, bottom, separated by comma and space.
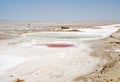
44, 43, 74, 48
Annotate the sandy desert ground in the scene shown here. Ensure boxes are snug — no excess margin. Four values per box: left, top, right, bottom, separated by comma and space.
0, 21, 120, 82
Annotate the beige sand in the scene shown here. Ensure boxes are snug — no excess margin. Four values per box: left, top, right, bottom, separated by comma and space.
72, 26, 120, 82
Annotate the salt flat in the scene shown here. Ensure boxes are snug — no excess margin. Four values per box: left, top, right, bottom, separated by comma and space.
0, 22, 120, 82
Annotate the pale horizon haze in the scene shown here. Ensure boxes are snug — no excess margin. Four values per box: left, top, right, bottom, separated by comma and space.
0, 0, 120, 21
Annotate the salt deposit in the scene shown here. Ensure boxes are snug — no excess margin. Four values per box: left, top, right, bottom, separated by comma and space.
0, 24, 120, 82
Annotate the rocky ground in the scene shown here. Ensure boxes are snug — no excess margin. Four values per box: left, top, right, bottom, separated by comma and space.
72, 27, 120, 82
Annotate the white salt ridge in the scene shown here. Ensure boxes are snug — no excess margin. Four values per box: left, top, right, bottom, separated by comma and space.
78, 24, 120, 40
115, 49, 120, 52
0, 55, 27, 75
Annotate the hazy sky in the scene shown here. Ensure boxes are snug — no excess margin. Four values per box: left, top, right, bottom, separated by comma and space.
0, 0, 120, 21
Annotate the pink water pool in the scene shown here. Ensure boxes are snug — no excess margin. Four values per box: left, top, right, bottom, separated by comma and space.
45, 43, 74, 48
36, 43, 74, 48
